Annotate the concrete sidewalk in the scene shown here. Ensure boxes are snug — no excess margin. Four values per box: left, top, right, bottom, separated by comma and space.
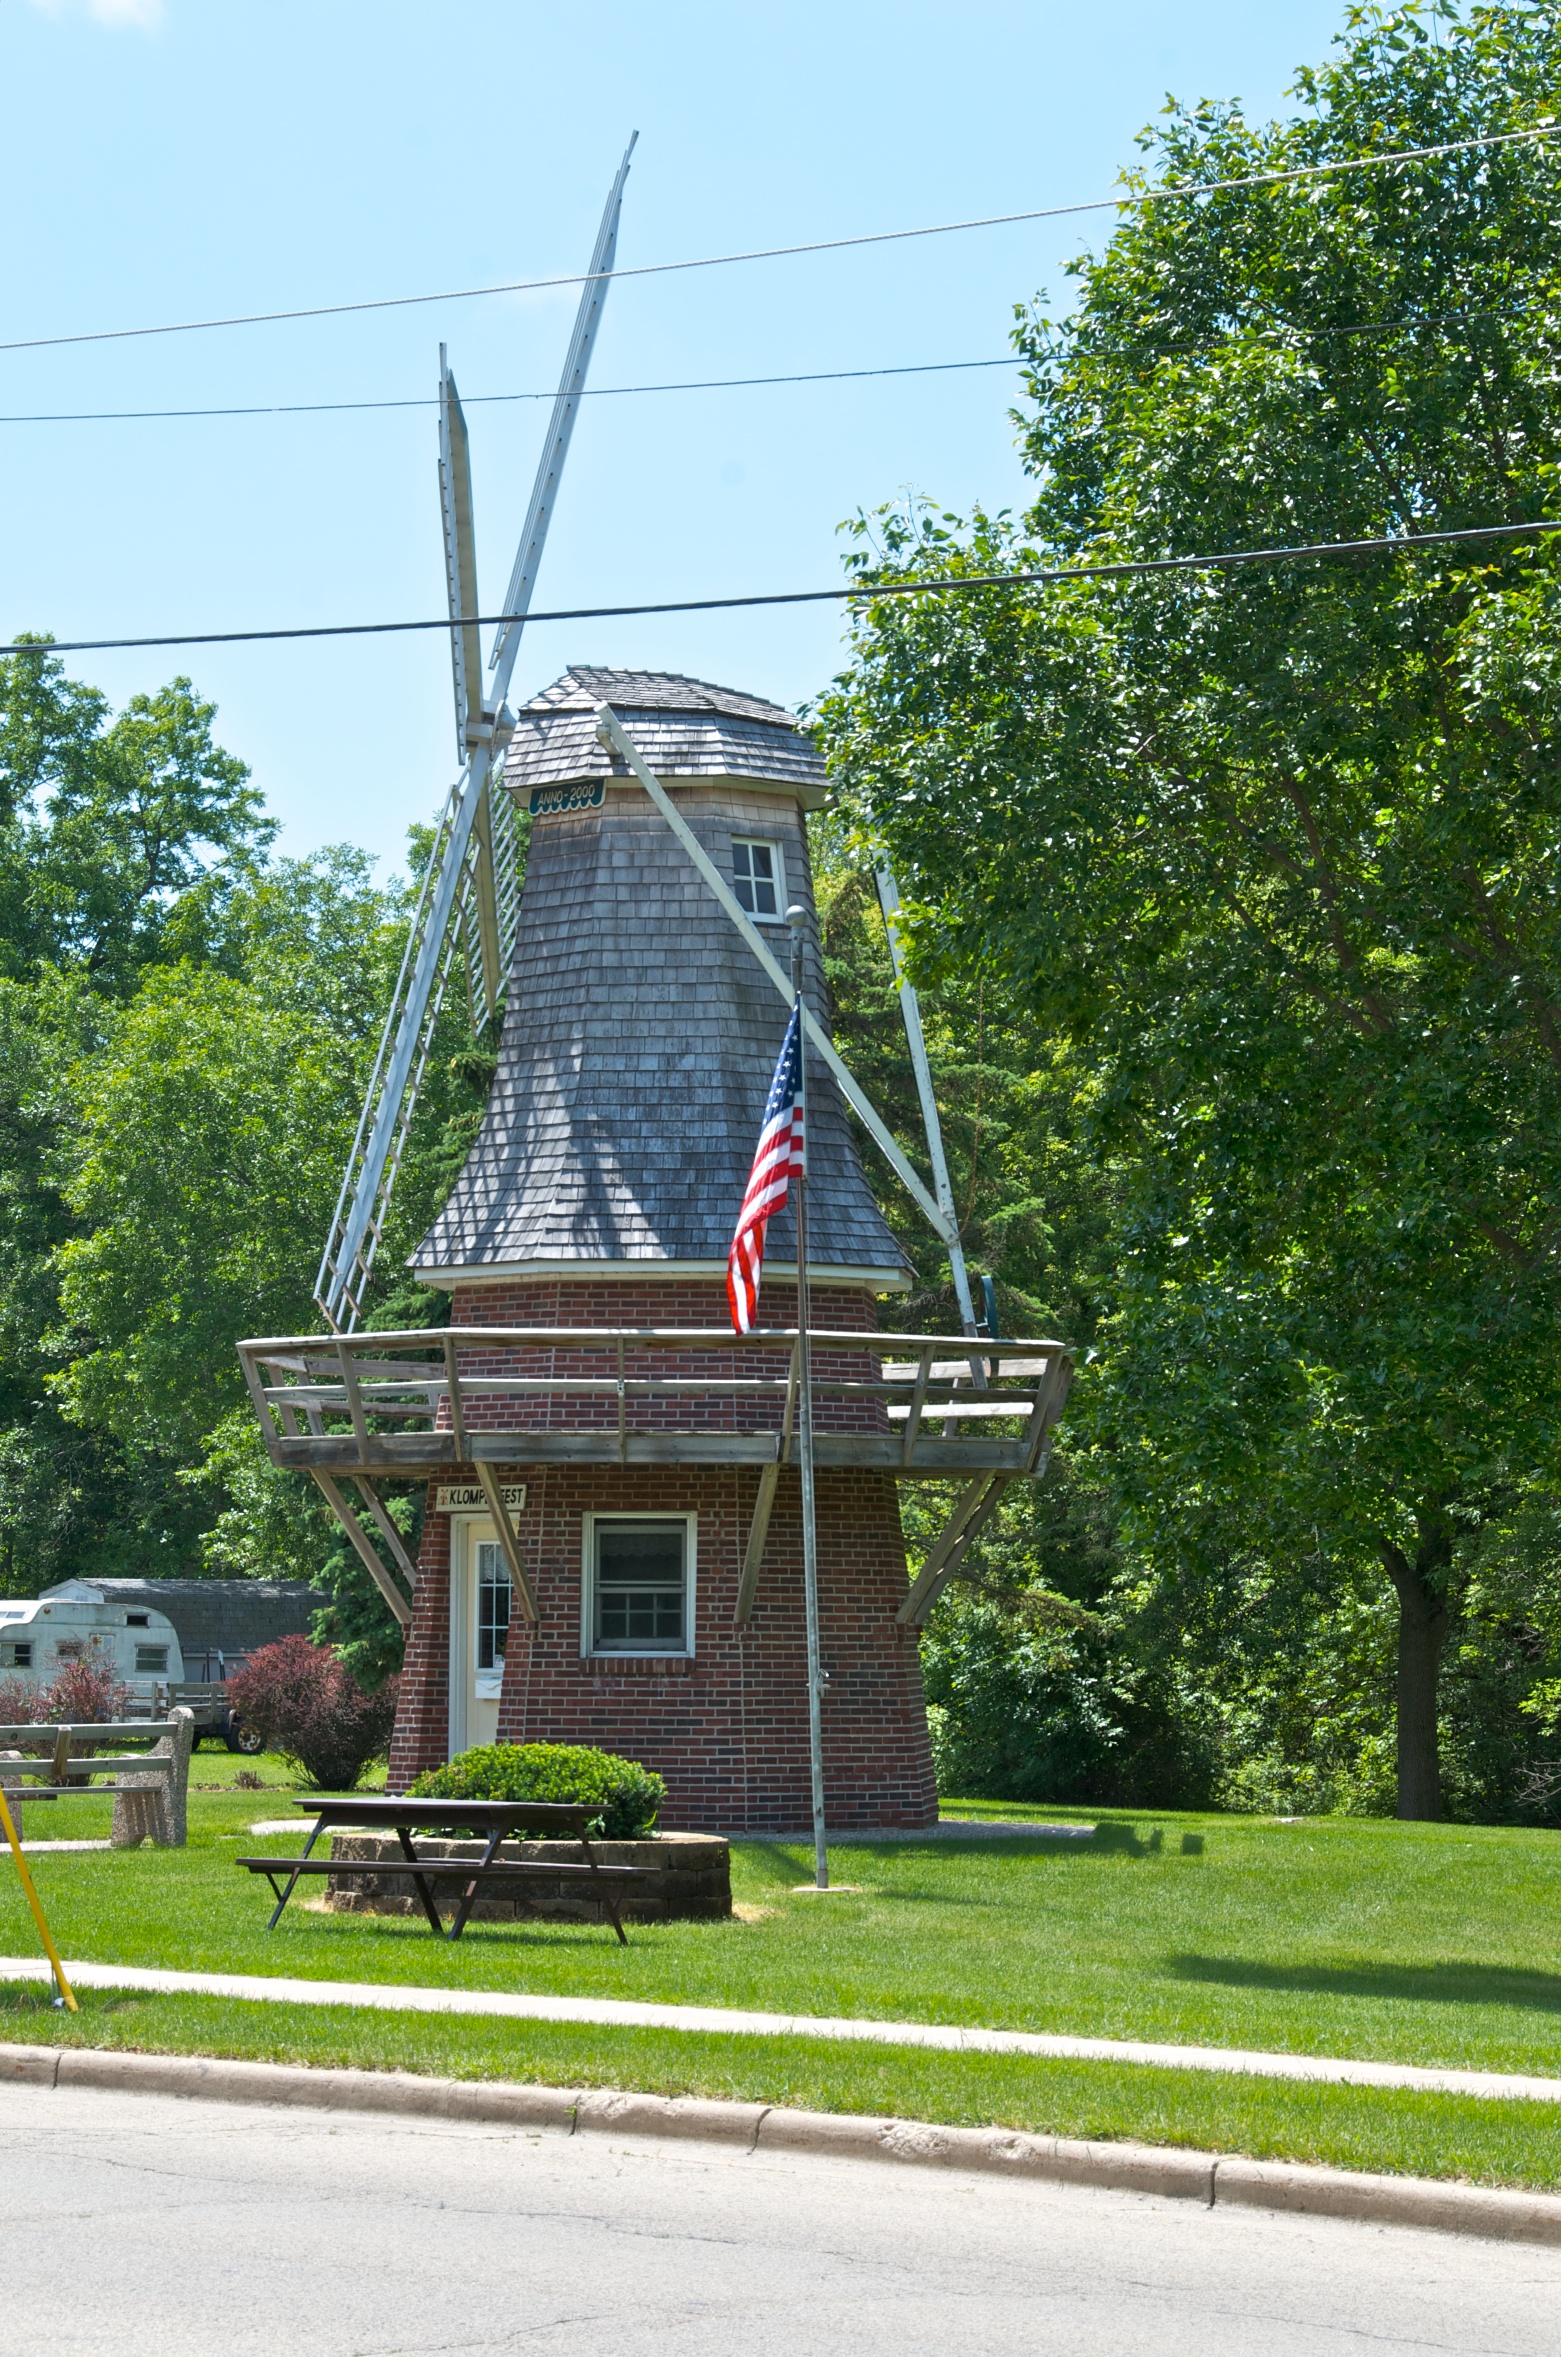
0, 1954, 1554, 2104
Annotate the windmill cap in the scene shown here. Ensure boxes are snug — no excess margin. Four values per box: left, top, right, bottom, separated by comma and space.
504, 666, 827, 808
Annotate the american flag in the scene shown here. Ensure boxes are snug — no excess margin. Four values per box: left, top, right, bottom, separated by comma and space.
727, 1001, 805, 1335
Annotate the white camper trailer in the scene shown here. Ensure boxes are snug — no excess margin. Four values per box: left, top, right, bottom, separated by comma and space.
0, 1580, 184, 1707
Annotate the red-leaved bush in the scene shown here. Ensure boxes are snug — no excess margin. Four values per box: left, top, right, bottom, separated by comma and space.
0, 1674, 38, 1724
0, 1657, 130, 1729
43, 1654, 132, 1723
226, 1636, 397, 1789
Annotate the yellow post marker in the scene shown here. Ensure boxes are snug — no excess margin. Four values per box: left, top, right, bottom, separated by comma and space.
0, 1782, 77, 2012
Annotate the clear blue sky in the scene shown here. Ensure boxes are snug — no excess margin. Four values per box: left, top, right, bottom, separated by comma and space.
3, 0, 1350, 873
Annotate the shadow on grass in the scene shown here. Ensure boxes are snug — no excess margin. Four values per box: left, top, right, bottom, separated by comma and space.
1168, 1954, 1561, 2014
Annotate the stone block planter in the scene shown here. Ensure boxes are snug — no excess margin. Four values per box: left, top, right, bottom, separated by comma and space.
324, 1829, 730, 1924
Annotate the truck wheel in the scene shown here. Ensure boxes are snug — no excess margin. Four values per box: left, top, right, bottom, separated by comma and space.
225, 1720, 264, 1756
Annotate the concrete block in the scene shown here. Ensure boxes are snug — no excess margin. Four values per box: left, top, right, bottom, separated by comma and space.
575, 2090, 766, 2145
1213, 2155, 1561, 2244
0, 2042, 60, 2085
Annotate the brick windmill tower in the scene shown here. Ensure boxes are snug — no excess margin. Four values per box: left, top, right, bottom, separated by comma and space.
395, 663, 939, 1828
237, 156, 1073, 1833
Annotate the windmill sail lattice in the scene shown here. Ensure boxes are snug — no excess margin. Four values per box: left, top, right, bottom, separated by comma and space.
313, 139, 636, 1332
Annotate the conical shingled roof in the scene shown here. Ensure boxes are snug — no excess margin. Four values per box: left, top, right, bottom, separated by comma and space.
412, 669, 909, 1286
503, 666, 828, 805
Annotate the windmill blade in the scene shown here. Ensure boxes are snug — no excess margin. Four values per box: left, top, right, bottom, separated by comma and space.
315, 750, 499, 1331
438, 351, 508, 1027
455, 138, 636, 1032
873, 865, 983, 1344
314, 138, 638, 1331
452, 766, 522, 1031
488, 130, 637, 711
438, 348, 483, 764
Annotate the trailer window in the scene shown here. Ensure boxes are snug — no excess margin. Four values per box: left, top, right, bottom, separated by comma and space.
0, 1642, 31, 1669
134, 1645, 169, 1674
126, 1613, 149, 1627
54, 1639, 84, 1661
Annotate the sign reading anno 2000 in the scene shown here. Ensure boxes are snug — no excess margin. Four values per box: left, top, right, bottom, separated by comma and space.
434, 1484, 527, 1514
529, 780, 605, 816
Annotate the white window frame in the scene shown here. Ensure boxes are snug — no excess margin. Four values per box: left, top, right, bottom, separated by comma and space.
580, 1511, 697, 1660
731, 836, 786, 924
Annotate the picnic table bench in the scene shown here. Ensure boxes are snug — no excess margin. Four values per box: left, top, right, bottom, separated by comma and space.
236, 1796, 654, 1944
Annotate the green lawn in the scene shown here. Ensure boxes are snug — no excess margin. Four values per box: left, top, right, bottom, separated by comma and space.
2, 1789, 1558, 2188
1, 1982, 1554, 2192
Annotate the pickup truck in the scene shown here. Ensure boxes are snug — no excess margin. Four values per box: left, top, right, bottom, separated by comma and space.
142, 1680, 264, 1753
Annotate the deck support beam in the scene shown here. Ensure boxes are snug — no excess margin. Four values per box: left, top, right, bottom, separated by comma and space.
734, 1463, 781, 1627
897, 1474, 1011, 1627
310, 1470, 413, 1630
350, 1474, 422, 1596
475, 1460, 540, 1627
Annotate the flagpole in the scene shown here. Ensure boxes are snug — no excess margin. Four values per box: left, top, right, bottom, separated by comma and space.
787, 904, 828, 1890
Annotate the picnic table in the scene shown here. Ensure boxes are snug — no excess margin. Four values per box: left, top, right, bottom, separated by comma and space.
236, 1796, 653, 1944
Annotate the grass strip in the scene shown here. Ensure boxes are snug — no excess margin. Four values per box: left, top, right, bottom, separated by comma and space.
3, 1984, 1558, 2193
10, 1802, 1561, 2079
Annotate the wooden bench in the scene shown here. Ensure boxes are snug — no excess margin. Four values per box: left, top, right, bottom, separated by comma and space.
0, 1712, 194, 1847
237, 1796, 655, 1944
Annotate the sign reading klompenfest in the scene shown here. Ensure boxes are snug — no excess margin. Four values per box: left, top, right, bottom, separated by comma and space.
433, 1484, 527, 1514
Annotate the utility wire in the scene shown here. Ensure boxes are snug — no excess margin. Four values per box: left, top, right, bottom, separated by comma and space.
4, 518, 1556, 662
2, 123, 1554, 358
0, 356, 1019, 426
3, 302, 1549, 428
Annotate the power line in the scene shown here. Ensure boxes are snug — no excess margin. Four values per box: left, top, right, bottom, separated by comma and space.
2, 300, 1548, 430
0, 355, 1020, 427
4, 518, 1556, 662
2, 123, 1554, 359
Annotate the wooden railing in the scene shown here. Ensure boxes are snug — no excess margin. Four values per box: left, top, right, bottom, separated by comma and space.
236, 1326, 1074, 1481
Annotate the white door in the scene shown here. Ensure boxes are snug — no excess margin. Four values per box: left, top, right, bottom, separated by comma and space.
447, 1519, 512, 1759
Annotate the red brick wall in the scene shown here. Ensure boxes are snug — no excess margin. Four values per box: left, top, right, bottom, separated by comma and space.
387, 1274, 938, 1830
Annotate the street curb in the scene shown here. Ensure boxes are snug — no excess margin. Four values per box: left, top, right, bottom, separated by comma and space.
2, 2042, 1557, 2245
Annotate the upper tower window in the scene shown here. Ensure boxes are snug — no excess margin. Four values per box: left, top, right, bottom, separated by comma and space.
732, 838, 784, 921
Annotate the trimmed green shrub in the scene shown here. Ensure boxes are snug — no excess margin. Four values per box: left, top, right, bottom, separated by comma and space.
408, 1741, 665, 1838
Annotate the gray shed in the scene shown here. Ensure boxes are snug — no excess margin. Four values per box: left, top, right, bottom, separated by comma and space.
40, 1579, 329, 1679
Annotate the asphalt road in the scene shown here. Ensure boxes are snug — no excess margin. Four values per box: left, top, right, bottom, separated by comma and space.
0, 2081, 1556, 2356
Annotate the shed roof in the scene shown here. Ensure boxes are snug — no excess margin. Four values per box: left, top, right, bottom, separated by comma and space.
39, 1579, 329, 1652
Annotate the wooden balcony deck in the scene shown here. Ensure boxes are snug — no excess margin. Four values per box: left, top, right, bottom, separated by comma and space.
236, 1326, 1074, 1481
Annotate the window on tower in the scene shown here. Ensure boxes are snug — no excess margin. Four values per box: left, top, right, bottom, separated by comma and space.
586, 1516, 694, 1655
732, 838, 784, 921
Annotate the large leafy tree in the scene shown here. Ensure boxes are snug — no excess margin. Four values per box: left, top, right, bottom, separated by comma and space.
0, 639, 480, 1624
819, 2, 1561, 1817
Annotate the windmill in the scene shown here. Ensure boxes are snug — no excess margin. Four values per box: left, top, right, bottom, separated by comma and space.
239, 140, 1079, 1832
311, 130, 986, 1352
314, 134, 639, 1335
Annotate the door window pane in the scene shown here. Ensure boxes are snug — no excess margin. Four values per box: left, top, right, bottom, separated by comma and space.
476, 1540, 511, 1672
594, 1521, 686, 1653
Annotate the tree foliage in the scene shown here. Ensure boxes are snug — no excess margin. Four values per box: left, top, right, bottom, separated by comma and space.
818, 3, 1561, 1816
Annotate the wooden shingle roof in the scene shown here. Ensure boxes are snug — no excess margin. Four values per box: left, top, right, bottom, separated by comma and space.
415, 671, 908, 1286
503, 666, 826, 804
